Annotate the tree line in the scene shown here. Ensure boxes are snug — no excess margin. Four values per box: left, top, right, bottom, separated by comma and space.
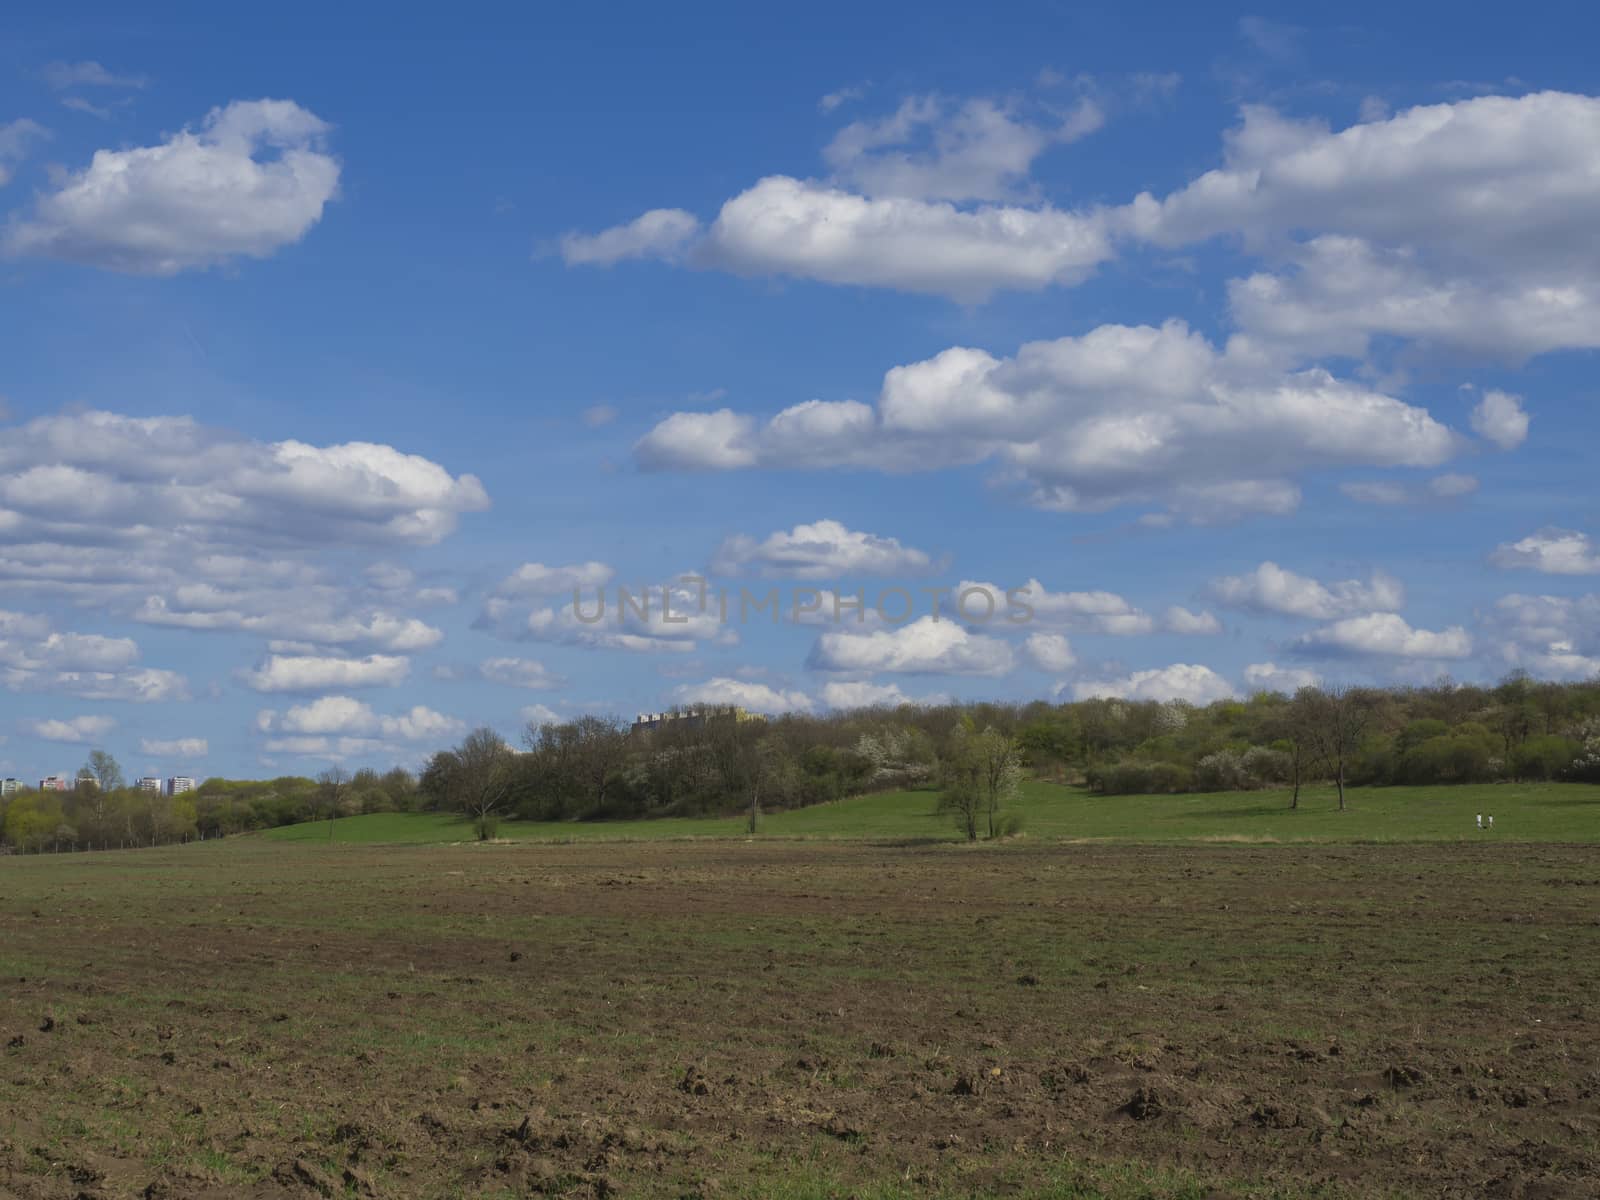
6, 672, 1597, 854
0, 756, 421, 854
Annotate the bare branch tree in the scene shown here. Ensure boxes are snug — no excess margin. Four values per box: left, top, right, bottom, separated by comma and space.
316, 766, 351, 840
1301, 685, 1378, 811
455, 727, 515, 840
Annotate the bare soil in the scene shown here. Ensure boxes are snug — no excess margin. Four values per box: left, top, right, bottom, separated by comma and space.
1, 839, 1596, 1197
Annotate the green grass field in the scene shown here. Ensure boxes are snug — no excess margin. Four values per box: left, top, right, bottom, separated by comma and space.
261, 779, 1600, 845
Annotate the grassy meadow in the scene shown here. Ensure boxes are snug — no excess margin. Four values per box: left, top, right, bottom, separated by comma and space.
260, 779, 1600, 845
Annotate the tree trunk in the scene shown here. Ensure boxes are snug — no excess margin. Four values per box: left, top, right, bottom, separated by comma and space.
1290, 748, 1301, 809
1336, 758, 1346, 811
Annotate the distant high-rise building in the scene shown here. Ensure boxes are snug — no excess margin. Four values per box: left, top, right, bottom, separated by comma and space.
39, 775, 69, 792
166, 776, 195, 796
137, 777, 163, 794
0, 778, 20, 797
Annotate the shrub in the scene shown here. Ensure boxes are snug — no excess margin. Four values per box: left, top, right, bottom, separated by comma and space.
1509, 735, 1579, 781
1195, 750, 1252, 792
1088, 760, 1192, 795
1240, 745, 1292, 785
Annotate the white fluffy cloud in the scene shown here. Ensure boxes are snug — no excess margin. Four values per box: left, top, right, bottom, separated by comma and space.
1023, 632, 1077, 671
959, 578, 1153, 634
477, 576, 725, 654
671, 677, 813, 714
1490, 528, 1600, 575
1210, 561, 1404, 620
1163, 606, 1222, 635
5, 99, 339, 274
1469, 391, 1531, 450
559, 208, 701, 265
0, 611, 188, 702
25, 714, 117, 743
491, 561, 616, 598
1290, 613, 1472, 659
0, 410, 487, 564
569, 175, 1114, 303
635, 321, 1460, 522
711, 519, 934, 579
808, 616, 1014, 676
1487, 593, 1600, 680
1128, 94, 1600, 361
243, 653, 410, 693
140, 737, 207, 758
137, 594, 442, 652
1243, 662, 1321, 693
257, 696, 463, 741
1071, 664, 1236, 704
561, 87, 1127, 301
1126, 93, 1600, 265
0, 410, 480, 672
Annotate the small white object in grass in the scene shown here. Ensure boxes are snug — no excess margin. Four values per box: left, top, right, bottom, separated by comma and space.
1476, 814, 1483, 829
1487, 815, 1494, 829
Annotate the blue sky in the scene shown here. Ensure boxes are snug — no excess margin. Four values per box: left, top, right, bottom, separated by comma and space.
2, 2, 1599, 780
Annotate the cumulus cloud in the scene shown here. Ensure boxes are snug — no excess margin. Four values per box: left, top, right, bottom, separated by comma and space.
5, 99, 340, 274
1126, 93, 1600, 264
820, 679, 915, 708
635, 321, 1460, 522
3, 667, 189, 703
561, 86, 1132, 301
568, 175, 1113, 303
0, 409, 481, 667
1290, 613, 1472, 659
703, 177, 1112, 302
491, 561, 616, 598
1023, 632, 1076, 671
711, 519, 934, 579
1470, 390, 1530, 449
1225, 235, 1600, 363
1163, 606, 1222, 635
1210, 562, 1404, 619
1243, 662, 1322, 693
821, 95, 1098, 204
559, 208, 700, 265
1487, 593, 1600, 680
25, 714, 117, 743
959, 578, 1153, 634
1128, 94, 1600, 361
242, 653, 410, 693
1071, 664, 1236, 704
257, 696, 463, 741
1490, 528, 1600, 575
0, 611, 188, 702
476, 576, 725, 655
0, 410, 487, 559
808, 616, 1014, 676
137, 595, 442, 652
520, 703, 562, 726
479, 656, 565, 689
671, 677, 813, 714
140, 737, 207, 757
